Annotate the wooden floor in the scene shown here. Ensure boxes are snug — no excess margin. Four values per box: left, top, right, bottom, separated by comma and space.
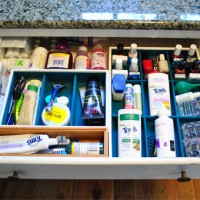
0, 179, 200, 199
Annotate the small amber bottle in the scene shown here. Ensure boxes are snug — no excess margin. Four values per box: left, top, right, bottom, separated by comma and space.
46, 41, 73, 69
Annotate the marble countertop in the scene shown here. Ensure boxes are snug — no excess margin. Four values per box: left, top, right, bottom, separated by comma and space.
0, 0, 200, 30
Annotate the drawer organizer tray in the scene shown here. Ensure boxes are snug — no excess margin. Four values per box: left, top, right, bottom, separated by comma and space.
0, 70, 110, 157
0, 70, 109, 126
109, 46, 200, 158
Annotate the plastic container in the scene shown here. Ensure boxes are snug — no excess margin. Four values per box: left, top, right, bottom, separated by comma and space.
46, 42, 73, 69
124, 83, 134, 109
0, 134, 58, 153
187, 44, 197, 63
74, 46, 91, 70
158, 54, 169, 73
16, 84, 38, 125
118, 109, 142, 157
91, 44, 106, 70
175, 92, 200, 104
155, 110, 176, 158
112, 74, 126, 101
29, 47, 48, 69
127, 43, 137, 65
148, 73, 171, 116
42, 102, 70, 126
172, 44, 182, 64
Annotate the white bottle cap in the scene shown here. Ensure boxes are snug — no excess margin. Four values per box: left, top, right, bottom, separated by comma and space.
157, 108, 170, 117
116, 58, 123, 70
130, 43, 137, 54
126, 83, 133, 88
131, 43, 137, 49
130, 57, 138, 72
188, 44, 197, 56
174, 44, 182, 56
159, 54, 165, 61
34, 47, 48, 54
133, 84, 141, 93
78, 46, 88, 52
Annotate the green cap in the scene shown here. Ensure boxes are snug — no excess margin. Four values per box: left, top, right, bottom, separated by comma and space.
27, 84, 38, 92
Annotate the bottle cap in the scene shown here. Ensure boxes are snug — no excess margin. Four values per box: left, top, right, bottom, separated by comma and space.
116, 58, 123, 70
131, 43, 137, 50
130, 58, 138, 72
130, 43, 137, 55
188, 44, 197, 56
125, 83, 133, 88
34, 47, 48, 54
174, 44, 182, 56
78, 46, 87, 52
157, 108, 170, 117
112, 74, 126, 93
27, 84, 38, 92
48, 138, 59, 146
159, 54, 165, 61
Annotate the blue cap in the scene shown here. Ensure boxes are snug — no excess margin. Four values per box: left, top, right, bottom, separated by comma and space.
112, 74, 126, 93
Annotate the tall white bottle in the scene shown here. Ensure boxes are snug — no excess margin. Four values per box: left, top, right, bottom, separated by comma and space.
155, 110, 176, 157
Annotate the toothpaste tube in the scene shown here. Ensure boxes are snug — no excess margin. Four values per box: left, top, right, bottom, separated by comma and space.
0, 134, 58, 154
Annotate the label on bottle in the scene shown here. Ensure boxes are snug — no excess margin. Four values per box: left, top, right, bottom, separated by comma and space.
43, 105, 67, 124
155, 119, 176, 157
124, 86, 134, 109
118, 112, 141, 157
75, 55, 90, 69
91, 51, 106, 69
71, 142, 100, 154
30, 53, 47, 69
47, 53, 70, 69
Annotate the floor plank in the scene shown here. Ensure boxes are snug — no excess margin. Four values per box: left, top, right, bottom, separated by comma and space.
0, 179, 199, 200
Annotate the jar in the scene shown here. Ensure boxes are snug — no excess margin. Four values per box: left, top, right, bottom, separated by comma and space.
29, 47, 48, 69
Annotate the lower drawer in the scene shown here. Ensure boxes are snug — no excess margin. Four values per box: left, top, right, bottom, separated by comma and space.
0, 126, 109, 157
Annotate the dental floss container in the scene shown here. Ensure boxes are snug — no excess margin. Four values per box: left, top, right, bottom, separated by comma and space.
42, 97, 70, 126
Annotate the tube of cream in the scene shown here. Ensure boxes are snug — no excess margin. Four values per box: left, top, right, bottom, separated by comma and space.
0, 134, 58, 154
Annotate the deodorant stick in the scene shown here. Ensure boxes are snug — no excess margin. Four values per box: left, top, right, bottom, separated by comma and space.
148, 73, 171, 116
118, 109, 142, 157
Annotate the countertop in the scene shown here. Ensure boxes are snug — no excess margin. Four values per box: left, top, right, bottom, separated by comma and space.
0, 0, 200, 30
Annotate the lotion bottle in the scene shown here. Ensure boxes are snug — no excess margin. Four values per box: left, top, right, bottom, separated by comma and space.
155, 110, 176, 158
